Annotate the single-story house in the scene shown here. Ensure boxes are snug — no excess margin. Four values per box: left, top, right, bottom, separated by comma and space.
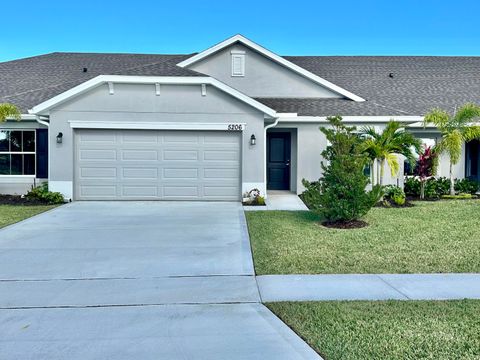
0, 34, 479, 200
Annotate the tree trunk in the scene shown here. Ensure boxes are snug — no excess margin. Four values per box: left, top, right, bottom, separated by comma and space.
420, 180, 425, 200
449, 161, 455, 195
379, 159, 385, 187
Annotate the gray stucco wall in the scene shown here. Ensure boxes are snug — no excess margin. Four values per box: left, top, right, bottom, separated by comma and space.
47, 83, 266, 199
281, 121, 409, 194
188, 43, 341, 98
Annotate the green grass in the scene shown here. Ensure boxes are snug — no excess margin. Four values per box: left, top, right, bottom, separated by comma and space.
268, 300, 480, 360
246, 200, 480, 274
0, 204, 58, 229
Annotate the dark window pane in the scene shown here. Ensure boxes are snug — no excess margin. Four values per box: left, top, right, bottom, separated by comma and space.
0, 154, 10, 174
10, 131, 21, 152
0, 131, 8, 151
11, 154, 22, 175
23, 131, 35, 152
24, 154, 35, 175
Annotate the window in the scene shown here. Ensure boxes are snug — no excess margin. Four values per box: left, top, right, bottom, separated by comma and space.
231, 50, 245, 77
0, 130, 36, 175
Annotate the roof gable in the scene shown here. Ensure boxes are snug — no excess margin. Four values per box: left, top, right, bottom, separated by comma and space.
28, 75, 277, 118
177, 35, 365, 102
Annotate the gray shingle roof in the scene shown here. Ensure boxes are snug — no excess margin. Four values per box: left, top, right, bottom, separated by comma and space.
276, 56, 480, 116
0, 52, 479, 116
0, 53, 201, 112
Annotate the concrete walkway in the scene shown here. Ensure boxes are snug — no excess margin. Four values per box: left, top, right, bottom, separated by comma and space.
0, 202, 321, 360
244, 191, 308, 211
257, 274, 480, 302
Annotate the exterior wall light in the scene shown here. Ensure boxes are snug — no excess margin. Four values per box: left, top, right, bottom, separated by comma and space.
56, 132, 63, 144
250, 134, 256, 146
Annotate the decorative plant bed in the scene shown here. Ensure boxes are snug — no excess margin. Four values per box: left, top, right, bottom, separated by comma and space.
0, 194, 48, 206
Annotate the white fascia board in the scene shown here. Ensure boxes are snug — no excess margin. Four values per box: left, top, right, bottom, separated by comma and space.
2, 114, 37, 121
29, 75, 277, 118
69, 121, 247, 131
177, 34, 366, 102
276, 115, 425, 123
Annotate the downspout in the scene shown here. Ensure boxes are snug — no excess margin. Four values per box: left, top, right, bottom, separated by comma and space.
263, 117, 280, 198
35, 115, 50, 127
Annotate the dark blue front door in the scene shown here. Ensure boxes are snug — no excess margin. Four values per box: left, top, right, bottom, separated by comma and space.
466, 140, 480, 183
267, 132, 291, 190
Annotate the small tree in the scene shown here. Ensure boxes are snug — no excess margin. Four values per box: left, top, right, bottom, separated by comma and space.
414, 146, 437, 199
424, 103, 480, 195
0, 103, 21, 122
360, 121, 421, 186
316, 116, 382, 225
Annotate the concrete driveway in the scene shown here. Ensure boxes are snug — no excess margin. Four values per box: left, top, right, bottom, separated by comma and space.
0, 202, 320, 360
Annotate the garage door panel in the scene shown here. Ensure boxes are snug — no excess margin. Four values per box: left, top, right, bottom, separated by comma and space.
121, 149, 158, 161
80, 167, 117, 179
122, 185, 158, 197
204, 150, 239, 161
79, 149, 117, 161
122, 168, 158, 179
79, 185, 117, 198
75, 130, 241, 200
163, 168, 199, 179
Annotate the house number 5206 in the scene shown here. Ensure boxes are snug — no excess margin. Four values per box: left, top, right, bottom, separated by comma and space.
227, 124, 243, 131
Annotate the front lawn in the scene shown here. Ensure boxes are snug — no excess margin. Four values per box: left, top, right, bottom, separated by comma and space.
268, 300, 480, 360
246, 200, 480, 274
0, 204, 58, 229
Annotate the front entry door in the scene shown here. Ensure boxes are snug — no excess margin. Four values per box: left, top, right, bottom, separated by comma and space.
267, 132, 291, 190
466, 140, 480, 183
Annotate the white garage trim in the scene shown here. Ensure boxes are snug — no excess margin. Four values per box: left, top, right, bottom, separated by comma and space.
29, 75, 278, 118
69, 121, 247, 131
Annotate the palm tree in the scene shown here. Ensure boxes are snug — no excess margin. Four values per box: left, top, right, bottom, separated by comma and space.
424, 103, 480, 195
0, 103, 21, 122
360, 121, 421, 186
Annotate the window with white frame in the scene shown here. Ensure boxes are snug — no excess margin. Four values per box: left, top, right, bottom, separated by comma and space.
0, 130, 36, 175
231, 50, 245, 77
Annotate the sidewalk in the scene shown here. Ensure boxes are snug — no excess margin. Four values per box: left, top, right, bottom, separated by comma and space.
257, 274, 480, 302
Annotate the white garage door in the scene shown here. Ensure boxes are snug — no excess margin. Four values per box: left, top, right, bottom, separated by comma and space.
74, 129, 241, 200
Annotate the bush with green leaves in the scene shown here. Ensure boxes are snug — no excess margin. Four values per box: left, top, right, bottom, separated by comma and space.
404, 177, 478, 199
383, 185, 406, 206
311, 116, 382, 223
26, 183, 64, 204
300, 179, 322, 210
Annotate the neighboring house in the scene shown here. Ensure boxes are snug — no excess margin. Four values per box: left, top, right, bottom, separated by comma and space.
0, 34, 479, 200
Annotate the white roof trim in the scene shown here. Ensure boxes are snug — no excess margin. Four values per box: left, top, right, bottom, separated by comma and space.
177, 34, 366, 102
29, 75, 277, 118
69, 120, 247, 131
276, 115, 425, 123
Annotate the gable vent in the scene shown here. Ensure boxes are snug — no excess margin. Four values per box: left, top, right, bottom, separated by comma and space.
231, 50, 245, 77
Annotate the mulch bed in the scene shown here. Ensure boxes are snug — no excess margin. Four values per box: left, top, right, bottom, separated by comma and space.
376, 199, 415, 208
0, 195, 48, 205
321, 219, 368, 229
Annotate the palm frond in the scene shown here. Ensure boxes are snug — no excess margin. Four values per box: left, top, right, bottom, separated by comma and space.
385, 153, 400, 177
453, 103, 480, 125
424, 108, 449, 130
0, 103, 21, 122
463, 125, 480, 142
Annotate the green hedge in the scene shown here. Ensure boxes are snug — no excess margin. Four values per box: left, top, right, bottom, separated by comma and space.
404, 177, 479, 199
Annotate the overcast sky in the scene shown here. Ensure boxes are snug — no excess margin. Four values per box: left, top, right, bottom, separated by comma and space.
1, 0, 479, 62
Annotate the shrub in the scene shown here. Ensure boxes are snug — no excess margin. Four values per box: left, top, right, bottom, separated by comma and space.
455, 178, 479, 194
404, 177, 478, 199
26, 183, 64, 204
312, 116, 381, 223
383, 185, 406, 206
300, 179, 322, 210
